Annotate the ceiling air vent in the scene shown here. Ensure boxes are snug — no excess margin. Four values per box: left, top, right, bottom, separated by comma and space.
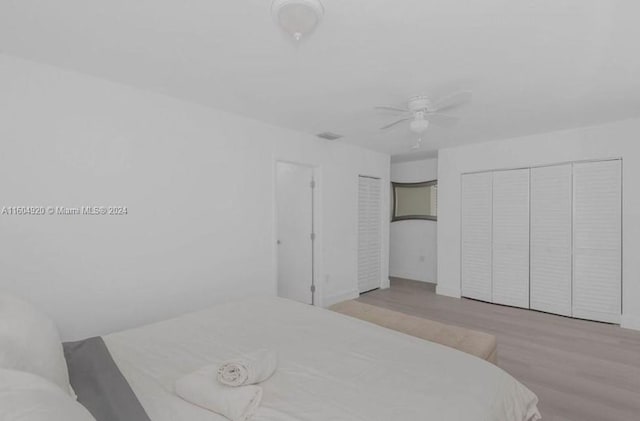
316, 131, 343, 141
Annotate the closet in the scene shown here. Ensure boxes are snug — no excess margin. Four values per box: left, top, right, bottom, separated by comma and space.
461, 172, 493, 302
461, 159, 621, 324
530, 164, 573, 316
572, 161, 622, 323
492, 169, 530, 308
358, 175, 382, 293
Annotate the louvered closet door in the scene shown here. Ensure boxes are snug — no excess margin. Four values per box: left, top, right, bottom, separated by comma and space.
573, 160, 622, 323
492, 169, 530, 308
461, 172, 493, 302
530, 164, 572, 316
358, 176, 382, 293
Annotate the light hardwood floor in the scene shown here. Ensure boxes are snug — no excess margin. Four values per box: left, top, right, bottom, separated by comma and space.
357, 278, 640, 421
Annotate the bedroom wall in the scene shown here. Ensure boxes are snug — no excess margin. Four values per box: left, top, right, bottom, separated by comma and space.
436, 118, 640, 331
389, 159, 438, 283
0, 54, 390, 340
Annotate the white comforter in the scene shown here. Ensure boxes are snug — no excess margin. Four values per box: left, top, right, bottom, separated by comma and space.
104, 297, 540, 421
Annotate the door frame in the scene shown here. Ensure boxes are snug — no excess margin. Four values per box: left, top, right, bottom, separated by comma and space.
273, 158, 323, 306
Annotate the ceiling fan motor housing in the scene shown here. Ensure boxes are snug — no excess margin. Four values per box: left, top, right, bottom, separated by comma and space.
408, 95, 433, 112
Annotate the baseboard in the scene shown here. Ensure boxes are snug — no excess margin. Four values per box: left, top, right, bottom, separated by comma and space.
323, 289, 359, 307
389, 276, 436, 285
435, 285, 461, 299
621, 314, 640, 331
421, 280, 438, 285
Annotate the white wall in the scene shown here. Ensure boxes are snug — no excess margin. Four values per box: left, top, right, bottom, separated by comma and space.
389, 159, 437, 283
437, 119, 640, 331
0, 54, 390, 340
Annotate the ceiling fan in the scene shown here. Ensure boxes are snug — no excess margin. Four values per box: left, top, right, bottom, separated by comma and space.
375, 91, 472, 149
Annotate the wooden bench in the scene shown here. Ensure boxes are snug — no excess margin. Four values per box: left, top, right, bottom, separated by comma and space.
329, 300, 497, 364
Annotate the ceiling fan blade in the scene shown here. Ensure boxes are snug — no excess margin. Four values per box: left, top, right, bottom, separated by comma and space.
375, 105, 410, 113
432, 91, 472, 112
425, 113, 459, 127
380, 117, 410, 130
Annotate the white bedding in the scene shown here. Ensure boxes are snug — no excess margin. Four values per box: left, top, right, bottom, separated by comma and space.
104, 297, 540, 421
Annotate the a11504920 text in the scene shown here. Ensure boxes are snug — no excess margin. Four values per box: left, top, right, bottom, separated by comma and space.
0, 206, 129, 216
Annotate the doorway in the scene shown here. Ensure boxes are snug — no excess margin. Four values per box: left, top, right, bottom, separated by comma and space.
276, 161, 316, 305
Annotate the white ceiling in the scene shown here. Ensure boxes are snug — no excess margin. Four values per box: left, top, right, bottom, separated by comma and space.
1, 0, 639, 161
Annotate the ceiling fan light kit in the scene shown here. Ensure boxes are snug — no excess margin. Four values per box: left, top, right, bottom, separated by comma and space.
410, 115, 429, 133
272, 0, 324, 41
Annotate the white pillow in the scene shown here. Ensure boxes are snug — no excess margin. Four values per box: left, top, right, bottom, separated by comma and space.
0, 368, 95, 421
0, 293, 72, 395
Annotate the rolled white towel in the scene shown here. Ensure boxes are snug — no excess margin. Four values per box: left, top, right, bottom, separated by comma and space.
175, 365, 262, 421
217, 349, 278, 387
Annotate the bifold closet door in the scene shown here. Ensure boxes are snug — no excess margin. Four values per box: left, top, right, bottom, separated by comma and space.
530, 164, 572, 316
358, 176, 382, 293
461, 172, 493, 302
572, 160, 622, 323
492, 169, 530, 308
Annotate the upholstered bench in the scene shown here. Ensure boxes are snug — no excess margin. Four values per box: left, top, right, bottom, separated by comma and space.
329, 300, 498, 364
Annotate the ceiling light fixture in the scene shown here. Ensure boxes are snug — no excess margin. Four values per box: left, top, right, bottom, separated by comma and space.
271, 0, 324, 42
410, 112, 430, 134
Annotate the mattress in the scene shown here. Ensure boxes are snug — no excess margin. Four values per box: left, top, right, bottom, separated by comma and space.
103, 296, 541, 421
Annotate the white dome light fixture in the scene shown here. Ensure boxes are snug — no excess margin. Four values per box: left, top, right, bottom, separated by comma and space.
272, 0, 324, 42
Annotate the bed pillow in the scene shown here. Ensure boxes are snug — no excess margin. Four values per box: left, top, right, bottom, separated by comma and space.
0, 292, 72, 395
0, 368, 95, 421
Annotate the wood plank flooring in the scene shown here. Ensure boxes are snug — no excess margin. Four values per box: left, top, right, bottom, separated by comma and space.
357, 278, 640, 421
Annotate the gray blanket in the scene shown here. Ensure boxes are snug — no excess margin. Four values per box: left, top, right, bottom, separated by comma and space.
63, 336, 152, 421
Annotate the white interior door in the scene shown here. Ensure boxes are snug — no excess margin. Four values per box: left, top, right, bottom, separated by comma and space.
358, 176, 382, 293
530, 164, 573, 316
572, 160, 622, 323
276, 162, 313, 305
461, 172, 493, 302
492, 169, 530, 308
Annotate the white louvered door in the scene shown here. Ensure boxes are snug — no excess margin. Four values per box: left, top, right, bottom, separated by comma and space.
530, 164, 573, 316
461, 160, 621, 323
358, 176, 382, 293
492, 169, 530, 308
572, 160, 622, 323
461, 172, 493, 302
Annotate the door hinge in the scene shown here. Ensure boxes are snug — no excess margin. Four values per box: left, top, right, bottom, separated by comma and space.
310, 285, 316, 293
310, 180, 316, 189
310, 232, 316, 241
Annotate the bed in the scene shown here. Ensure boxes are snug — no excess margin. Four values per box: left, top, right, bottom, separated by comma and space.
90, 296, 541, 421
